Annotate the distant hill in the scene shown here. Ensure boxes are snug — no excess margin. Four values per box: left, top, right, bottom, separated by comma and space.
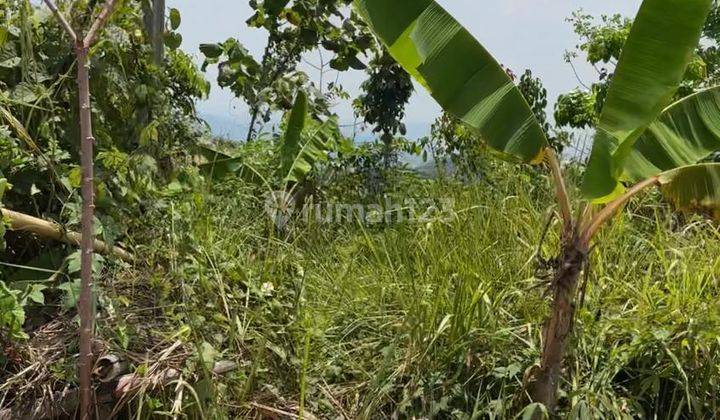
199, 112, 431, 143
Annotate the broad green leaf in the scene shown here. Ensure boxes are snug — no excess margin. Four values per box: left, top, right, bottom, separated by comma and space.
197, 145, 244, 179
169, 8, 181, 30
283, 117, 340, 184
582, 0, 712, 201
196, 144, 264, 184
199, 43, 223, 59
657, 163, 720, 217
58, 279, 81, 309
0, 280, 27, 340
354, 0, 547, 162
280, 91, 308, 180
0, 178, 7, 201
24, 284, 47, 305
199, 341, 219, 370
279, 90, 341, 184
625, 86, 720, 181
164, 31, 182, 50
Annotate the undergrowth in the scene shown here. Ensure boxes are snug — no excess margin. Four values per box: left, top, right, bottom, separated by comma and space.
97, 161, 720, 418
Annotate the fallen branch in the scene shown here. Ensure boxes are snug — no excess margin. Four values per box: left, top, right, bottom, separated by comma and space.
1, 208, 134, 262
114, 360, 239, 399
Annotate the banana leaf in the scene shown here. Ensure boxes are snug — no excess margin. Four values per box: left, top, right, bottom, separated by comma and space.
354, 0, 547, 163
658, 163, 720, 217
581, 0, 712, 201
625, 86, 720, 181
279, 90, 340, 184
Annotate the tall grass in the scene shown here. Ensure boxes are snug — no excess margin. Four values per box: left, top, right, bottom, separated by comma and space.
116, 163, 720, 418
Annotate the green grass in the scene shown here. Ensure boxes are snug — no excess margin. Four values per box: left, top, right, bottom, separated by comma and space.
109, 163, 720, 418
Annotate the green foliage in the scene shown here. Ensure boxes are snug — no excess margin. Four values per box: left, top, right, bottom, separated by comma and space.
0, 1, 208, 261
626, 86, 720, 181
201, 0, 374, 140
567, 12, 631, 66
280, 91, 308, 179
554, 88, 597, 130
0, 280, 45, 341
356, 51, 413, 142
279, 98, 340, 184
518, 70, 549, 134
0, 177, 7, 252
657, 163, 720, 216
425, 112, 487, 177
582, 0, 713, 200
517, 69, 570, 153
355, 0, 548, 163
557, 5, 720, 133
107, 161, 720, 418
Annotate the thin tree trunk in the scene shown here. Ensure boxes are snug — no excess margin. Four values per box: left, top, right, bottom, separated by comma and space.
139, 0, 164, 144
246, 107, 259, 142
142, 0, 165, 65
152, 0, 164, 65
75, 43, 96, 420
528, 238, 587, 412
43, 2, 118, 418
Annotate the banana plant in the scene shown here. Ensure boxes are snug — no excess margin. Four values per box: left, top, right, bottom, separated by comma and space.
356, 0, 716, 412
198, 91, 339, 187
198, 91, 340, 227
273, 90, 341, 224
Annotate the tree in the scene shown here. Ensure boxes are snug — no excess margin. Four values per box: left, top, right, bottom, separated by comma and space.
555, 7, 718, 134
355, 50, 413, 166
42, 1, 118, 418
356, 0, 717, 413
200, 0, 374, 141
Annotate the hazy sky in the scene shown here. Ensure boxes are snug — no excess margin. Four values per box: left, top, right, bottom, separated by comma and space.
167, 0, 643, 136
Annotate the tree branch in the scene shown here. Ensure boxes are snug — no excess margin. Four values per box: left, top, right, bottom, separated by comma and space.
42, 0, 78, 43
84, 0, 120, 48
2, 208, 135, 263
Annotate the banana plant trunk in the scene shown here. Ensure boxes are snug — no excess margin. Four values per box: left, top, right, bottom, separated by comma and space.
76, 42, 96, 419
528, 237, 588, 412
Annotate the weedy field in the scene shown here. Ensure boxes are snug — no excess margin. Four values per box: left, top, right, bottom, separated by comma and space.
113, 163, 720, 418
3, 0, 720, 418
11, 160, 716, 418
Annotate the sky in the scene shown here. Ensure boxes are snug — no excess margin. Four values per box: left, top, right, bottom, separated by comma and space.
167, 0, 643, 139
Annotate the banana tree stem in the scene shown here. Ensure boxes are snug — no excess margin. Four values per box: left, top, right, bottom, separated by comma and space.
546, 148, 573, 236
580, 176, 660, 246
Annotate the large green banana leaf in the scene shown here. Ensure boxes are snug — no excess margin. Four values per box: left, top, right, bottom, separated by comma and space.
279, 91, 339, 183
280, 91, 308, 180
625, 86, 720, 181
354, 0, 547, 162
658, 163, 720, 216
581, 0, 712, 201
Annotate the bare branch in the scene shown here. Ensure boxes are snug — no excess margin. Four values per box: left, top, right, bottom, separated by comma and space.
84, 0, 120, 48
1, 208, 134, 262
545, 148, 573, 237
579, 176, 660, 246
43, 0, 77, 43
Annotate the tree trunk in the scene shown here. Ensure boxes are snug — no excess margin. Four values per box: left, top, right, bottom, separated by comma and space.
76, 43, 96, 420
139, 0, 164, 145
142, 0, 164, 65
246, 107, 259, 142
527, 238, 587, 412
